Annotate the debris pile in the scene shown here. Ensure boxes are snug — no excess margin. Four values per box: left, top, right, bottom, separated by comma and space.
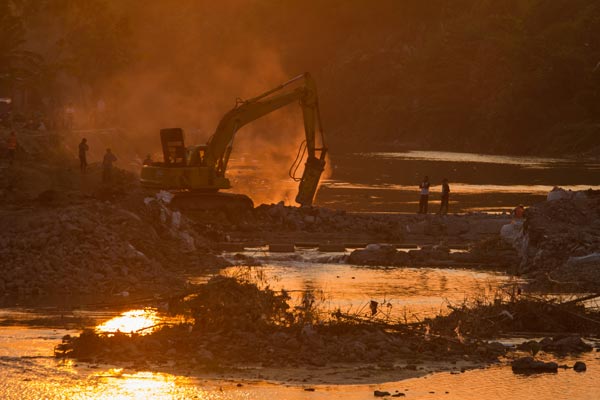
346, 238, 518, 269
214, 202, 512, 249
252, 202, 405, 240
519, 188, 600, 290
57, 276, 509, 369
427, 295, 600, 338
0, 164, 224, 298
0, 197, 210, 297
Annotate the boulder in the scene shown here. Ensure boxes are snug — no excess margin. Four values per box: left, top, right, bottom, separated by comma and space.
541, 336, 593, 353
500, 221, 523, 245
511, 357, 558, 373
573, 361, 587, 372
374, 390, 391, 397
348, 245, 407, 266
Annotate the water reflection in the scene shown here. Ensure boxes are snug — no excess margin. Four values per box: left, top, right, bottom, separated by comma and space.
92, 369, 183, 399
361, 150, 599, 168
323, 181, 600, 194
316, 150, 600, 213
96, 308, 159, 335
199, 255, 513, 322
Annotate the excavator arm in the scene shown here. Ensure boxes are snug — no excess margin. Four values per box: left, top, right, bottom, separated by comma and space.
141, 73, 328, 207
205, 73, 327, 206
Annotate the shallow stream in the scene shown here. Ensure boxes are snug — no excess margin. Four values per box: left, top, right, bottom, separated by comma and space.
2, 151, 599, 398
1, 255, 598, 399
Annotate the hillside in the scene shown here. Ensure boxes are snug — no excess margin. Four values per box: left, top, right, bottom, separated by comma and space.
2, 0, 600, 157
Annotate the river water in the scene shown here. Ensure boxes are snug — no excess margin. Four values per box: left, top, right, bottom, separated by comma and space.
229, 150, 600, 212
1, 253, 598, 399
205, 248, 514, 322
2, 151, 599, 398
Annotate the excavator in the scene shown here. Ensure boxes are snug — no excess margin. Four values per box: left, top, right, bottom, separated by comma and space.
140, 73, 327, 211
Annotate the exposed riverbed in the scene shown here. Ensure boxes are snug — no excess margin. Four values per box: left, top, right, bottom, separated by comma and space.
1, 256, 598, 399
0, 325, 598, 399
1, 150, 598, 398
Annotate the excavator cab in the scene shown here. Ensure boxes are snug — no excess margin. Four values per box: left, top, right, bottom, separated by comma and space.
160, 128, 186, 166
186, 145, 207, 166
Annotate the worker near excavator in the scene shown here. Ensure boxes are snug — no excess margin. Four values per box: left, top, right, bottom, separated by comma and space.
79, 138, 89, 173
6, 131, 17, 165
102, 148, 117, 183
418, 176, 430, 214
439, 178, 450, 215
513, 204, 525, 219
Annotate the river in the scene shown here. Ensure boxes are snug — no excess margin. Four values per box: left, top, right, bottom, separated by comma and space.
1, 150, 599, 399
228, 150, 600, 212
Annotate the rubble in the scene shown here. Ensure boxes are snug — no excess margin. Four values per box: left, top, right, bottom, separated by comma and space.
0, 136, 224, 299
220, 202, 511, 246
515, 188, 600, 291
346, 238, 518, 270
0, 193, 218, 297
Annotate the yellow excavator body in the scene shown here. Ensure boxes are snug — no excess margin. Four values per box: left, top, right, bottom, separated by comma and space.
140, 73, 327, 210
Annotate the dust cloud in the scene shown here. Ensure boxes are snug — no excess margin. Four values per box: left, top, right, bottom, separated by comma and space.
88, 1, 322, 205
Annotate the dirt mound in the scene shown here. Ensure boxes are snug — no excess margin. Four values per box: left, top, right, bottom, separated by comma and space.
0, 194, 217, 297
0, 132, 225, 299
520, 189, 600, 290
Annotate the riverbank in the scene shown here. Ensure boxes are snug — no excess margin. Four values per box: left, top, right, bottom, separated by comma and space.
1, 129, 598, 300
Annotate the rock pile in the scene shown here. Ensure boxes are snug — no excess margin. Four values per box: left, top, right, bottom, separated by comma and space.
0, 189, 218, 298
519, 189, 600, 290
518, 336, 593, 354
253, 202, 405, 240
220, 202, 511, 246
346, 238, 518, 269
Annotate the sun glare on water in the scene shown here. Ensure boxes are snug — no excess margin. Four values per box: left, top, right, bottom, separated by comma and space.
96, 308, 160, 335
87, 369, 203, 399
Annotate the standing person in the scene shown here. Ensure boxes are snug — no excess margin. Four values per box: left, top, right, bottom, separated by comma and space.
6, 131, 17, 165
78, 138, 89, 173
439, 178, 450, 215
102, 148, 117, 183
418, 176, 430, 214
513, 204, 525, 219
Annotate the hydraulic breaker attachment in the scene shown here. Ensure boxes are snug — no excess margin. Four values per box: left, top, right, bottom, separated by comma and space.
295, 152, 326, 207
